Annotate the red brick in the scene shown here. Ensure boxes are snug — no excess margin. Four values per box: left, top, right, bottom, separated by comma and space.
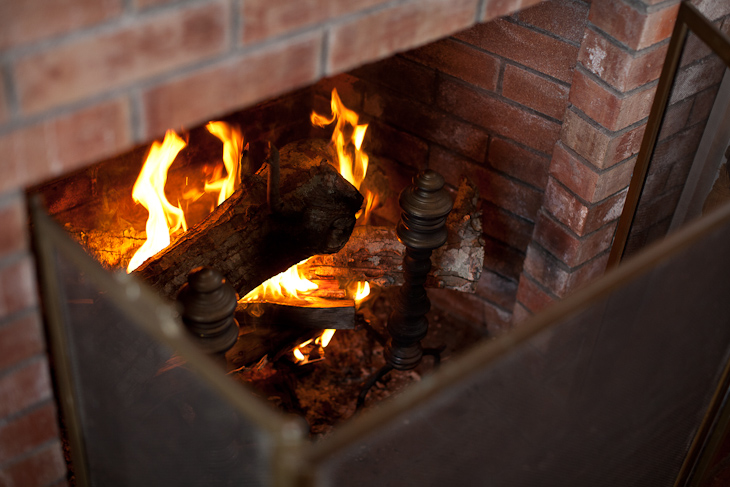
514, 0, 590, 44
511, 302, 532, 324
242, 0, 389, 44
670, 56, 725, 103
0, 313, 44, 373
365, 90, 489, 161
569, 69, 656, 131
488, 137, 551, 190
429, 145, 490, 189
502, 64, 570, 120
578, 28, 668, 92
482, 0, 544, 21
482, 201, 535, 251
561, 108, 646, 169
589, 0, 679, 51
658, 97, 693, 141
15, 1, 229, 115
327, 0, 478, 74
0, 359, 52, 419
522, 242, 610, 297
633, 187, 683, 233
366, 121, 429, 171
483, 236, 526, 281
456, 18, 579, 83
0, 0, 123, 49
516, 274, 556, 313
430, 286, 512, 335
534, 211, 615, 267
544, 177, 628, 236
689, 86, 720, 125
438, 77, 561, 154
0, 257, 37, 318
693, 0, 730, 21
0, 402, 59, 464
0, 196, 27, 257
0, 99, 132, 193
476, 268, 519, 311
312, 73, 364, 112
406, 38, 500, 92
352, 56, 437, 104
0, 441, 66, 487
483, 171, 544, 223
652, 124, 705, 173
681, 31, 714, 67
143, 33, 321, 139
549, 143, 635, 203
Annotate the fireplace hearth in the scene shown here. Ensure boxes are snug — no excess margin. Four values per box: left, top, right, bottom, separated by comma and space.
3, 0, 730, 484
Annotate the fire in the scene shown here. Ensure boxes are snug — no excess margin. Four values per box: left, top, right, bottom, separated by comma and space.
311, 88, 369, 192
354, 280, 370, 307
239, 258, 318, 304
127, 130, 188, 273
126, 123, 244, 273
205, 122, 244, 205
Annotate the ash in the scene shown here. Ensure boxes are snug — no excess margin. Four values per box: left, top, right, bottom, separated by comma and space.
232, 288, 486, 438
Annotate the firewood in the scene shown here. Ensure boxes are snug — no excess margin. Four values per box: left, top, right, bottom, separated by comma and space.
301, 176, 484, 292
132, 139, 364, 300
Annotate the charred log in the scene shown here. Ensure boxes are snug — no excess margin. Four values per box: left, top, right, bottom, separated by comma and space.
132, 139, 364, 300
302, 177, 484, 292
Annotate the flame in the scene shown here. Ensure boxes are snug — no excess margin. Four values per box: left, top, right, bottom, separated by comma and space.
354, 281, 370, 306
127, 130, 188, 273
205, 122, 244, 205
311, 88, 369, 191
239, 258, 318, 304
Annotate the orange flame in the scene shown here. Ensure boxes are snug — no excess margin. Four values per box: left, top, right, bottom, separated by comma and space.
205, 121, 243, 205
127, 130, 188, 273
354, 280, 370, 307
239, 258, 318, 304
311, 88, 369, 191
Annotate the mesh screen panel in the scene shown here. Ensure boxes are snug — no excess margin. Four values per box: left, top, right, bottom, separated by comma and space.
315, 213, 730, 486
50, 246, 274, 486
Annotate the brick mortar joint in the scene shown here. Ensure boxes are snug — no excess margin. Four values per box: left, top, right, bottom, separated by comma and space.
574, 63, 660, 99
0, 438, 64, 472
520, 271, 561, 302
584, 23, 671, 59
0, 397, 56, 433
567, 104, 649, 140
540, 205, 622, 243
0, 0, 222, 61
549, 173, 630, 209
503, 15, 583, 49
448, 37, 573, 88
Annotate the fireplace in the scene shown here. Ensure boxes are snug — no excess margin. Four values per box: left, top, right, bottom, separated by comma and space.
2, 0, 730, 484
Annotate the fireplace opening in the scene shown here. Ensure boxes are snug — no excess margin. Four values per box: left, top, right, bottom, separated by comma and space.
10, 0, 730, 484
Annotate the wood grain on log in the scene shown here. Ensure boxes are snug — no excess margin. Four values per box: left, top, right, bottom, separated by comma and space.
132, 139, 363, 300
301, 176, 484, 292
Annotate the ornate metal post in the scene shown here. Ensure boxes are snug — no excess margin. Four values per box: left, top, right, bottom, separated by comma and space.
357, 170, 452, 407
176, 267, 239, 359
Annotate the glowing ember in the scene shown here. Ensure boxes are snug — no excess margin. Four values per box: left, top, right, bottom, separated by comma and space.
127, 130, 188, 273
205, 122, 244, 205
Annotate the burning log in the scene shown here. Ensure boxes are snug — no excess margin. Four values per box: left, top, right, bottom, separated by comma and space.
301, 176, 484, 293
132, 139, 364, 300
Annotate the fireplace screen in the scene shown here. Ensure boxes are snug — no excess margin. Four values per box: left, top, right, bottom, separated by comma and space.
32, 194, 730, 485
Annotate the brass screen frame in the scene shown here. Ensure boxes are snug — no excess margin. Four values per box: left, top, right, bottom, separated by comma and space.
608, 0, 730, 268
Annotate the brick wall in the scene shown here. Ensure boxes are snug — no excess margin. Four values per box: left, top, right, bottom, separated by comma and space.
512, 0, 730, 321
0, 0, 541, 483
311, 0, 589, 335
